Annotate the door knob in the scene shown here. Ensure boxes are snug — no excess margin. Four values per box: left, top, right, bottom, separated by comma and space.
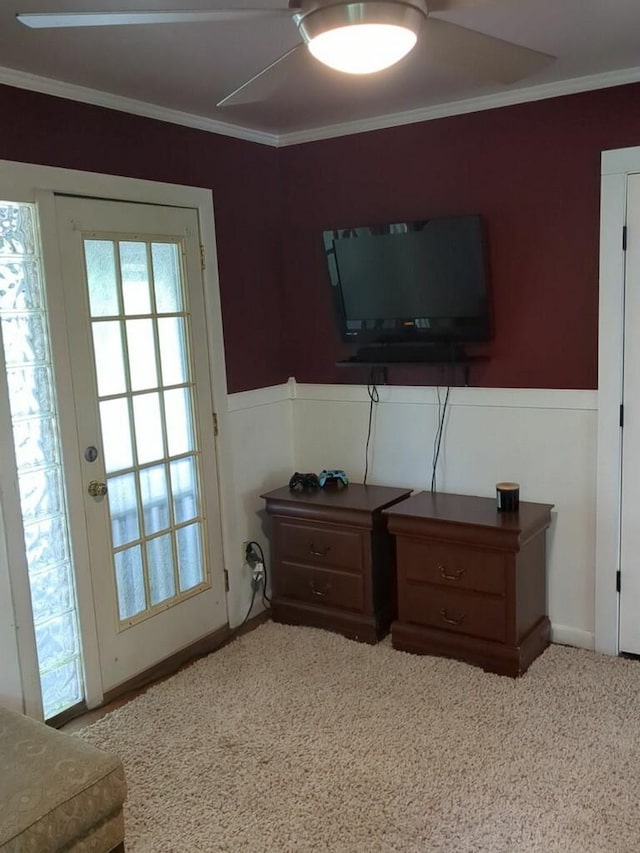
87, 479, 108, 497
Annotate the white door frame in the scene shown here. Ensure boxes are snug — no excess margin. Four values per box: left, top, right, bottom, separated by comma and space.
595, 146, 640, 655
0, 160, 236, 714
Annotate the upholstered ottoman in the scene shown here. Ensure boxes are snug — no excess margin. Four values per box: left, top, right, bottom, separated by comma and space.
0, 706, 126, 852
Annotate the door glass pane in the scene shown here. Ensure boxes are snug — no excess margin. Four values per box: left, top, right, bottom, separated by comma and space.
170, 457, 199, 523
100, 397, 133, 472
152, 243, 183, 313
92, 321, 126, 396
140, 464, 170, 535
85, 240, 118, 317
126, 319, 158, 391
164, 387, 194, 456
133, 392, 164, 464
147, 533, 176, 605
158, 317, 188, 386
177, 522, 204, 591
120, 242, 151, 315
114, 545, 146, 620
1, 200, 84, 720
82, 234, 209, 628
108, 472, 140, 547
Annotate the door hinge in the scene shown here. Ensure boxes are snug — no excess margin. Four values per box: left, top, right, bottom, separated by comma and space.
620, 403, 624, 428
224, 568, 229, 592
213, 412, 219, 437
616, 570, 621, 592
200, 244, 206, 270
623, 225, 628, 251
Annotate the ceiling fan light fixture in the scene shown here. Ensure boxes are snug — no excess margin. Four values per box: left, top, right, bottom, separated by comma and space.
308, 23, 417, 74
298, 1, 425, 74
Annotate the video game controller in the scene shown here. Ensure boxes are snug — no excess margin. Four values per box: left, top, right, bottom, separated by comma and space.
318, 469, 349, 487
289, 472, 321, 490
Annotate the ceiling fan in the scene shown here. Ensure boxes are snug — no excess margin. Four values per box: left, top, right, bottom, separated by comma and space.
16, 0, 555, 108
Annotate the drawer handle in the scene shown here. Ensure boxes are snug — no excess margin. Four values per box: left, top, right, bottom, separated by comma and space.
309, 580, 330, 598
439, 563, 465, 581
309, 543, 331, 558
440, 608, 465, 625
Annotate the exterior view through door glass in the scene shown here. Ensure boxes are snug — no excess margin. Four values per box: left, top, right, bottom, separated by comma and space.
56, 197, 226, 693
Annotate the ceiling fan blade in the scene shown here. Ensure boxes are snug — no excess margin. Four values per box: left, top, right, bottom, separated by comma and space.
16, 9, 293, 29
427, 0, 513, 11
217, 43, 304, 107
421, 17, 554, 84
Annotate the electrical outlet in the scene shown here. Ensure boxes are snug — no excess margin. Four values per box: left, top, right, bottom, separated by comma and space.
251, 563, 265, 591
244, 541, 263, 570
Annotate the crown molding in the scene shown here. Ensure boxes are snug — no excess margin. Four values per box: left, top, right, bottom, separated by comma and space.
277, 65, 640, 146
2, 61, 640, 149
0, 64, 279, 147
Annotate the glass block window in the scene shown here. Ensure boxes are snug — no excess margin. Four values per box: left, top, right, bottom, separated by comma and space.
0, 202, 84, 719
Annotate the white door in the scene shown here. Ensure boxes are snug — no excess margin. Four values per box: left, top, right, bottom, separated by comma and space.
620, 173, 640, 654
55, 196, 227, 692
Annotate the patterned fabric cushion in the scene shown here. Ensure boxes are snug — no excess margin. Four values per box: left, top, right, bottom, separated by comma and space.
0, 706, 126, 853
66, 810, 124, 853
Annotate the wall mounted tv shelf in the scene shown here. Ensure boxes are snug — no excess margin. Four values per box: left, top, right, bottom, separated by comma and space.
336, 344, 487, 384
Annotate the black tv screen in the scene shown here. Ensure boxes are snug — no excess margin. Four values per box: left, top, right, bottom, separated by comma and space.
323, 215, 491, 346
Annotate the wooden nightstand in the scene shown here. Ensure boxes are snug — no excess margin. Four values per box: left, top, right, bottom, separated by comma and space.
261, 483, 412, 643
384, 491, 554, 676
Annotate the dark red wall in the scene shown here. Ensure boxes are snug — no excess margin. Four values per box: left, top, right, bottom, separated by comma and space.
0, 84, 286, 394
279, 83, 640, 389
6, 82, 640, 391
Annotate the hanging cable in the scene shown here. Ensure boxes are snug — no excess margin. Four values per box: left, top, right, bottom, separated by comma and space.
228, 583, 258, 639
364, 366, 383, 484
431, 385, 451, 493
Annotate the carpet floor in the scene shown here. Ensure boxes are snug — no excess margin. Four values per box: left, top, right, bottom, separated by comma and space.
79, 622, 640, 852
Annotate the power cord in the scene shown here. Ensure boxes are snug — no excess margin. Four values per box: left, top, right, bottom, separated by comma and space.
232, 583, 258, 635
430, 385, 451, 493
245, 540, 270, 607
364, 366, 384, 485
226, 539, 270, 640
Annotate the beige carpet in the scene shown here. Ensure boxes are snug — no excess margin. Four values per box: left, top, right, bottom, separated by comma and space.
79, 622, 640, 852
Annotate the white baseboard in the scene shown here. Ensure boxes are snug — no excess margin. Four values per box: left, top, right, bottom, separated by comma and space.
551, 624, 596, 650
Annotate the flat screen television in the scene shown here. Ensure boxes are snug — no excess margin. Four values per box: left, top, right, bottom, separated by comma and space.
323, 215, 491, 353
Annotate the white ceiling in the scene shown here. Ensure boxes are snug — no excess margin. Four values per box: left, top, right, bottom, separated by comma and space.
4, 0, 640, 143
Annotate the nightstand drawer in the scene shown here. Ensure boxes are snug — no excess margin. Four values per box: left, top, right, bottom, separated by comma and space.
398, 539, 505, 596
278, 561, 364, 613
277, 521, 363, 572
399, 585, 506, 643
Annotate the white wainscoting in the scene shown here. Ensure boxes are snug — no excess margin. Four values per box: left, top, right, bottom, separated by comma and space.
0, 380, 600, 710
292, 383, 598, 648
225, 381, 294, 626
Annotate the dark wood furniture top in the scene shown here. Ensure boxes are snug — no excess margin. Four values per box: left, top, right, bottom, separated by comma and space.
385, 491, 554, 677
261, 483, 413, 518
262, 483, 412, 643
383, 490, 552, 538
